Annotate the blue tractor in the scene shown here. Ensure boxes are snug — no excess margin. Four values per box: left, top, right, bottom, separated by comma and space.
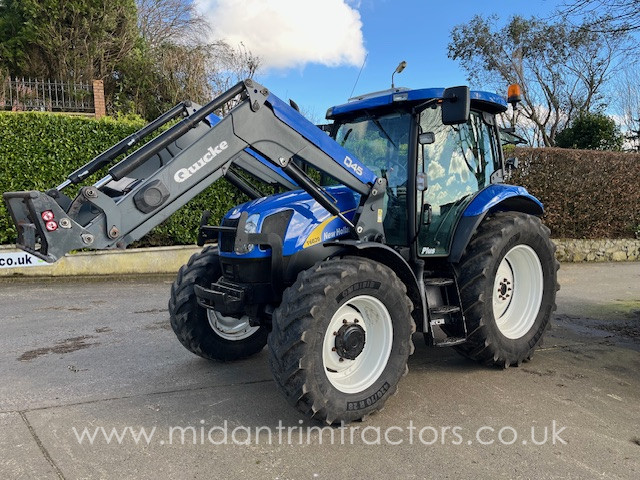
4, 78, 558, 424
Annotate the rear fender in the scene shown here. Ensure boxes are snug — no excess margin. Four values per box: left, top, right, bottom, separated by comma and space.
448, 186, 544, 264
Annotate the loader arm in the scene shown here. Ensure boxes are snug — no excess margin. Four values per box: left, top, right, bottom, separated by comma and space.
3, 79, 385, 263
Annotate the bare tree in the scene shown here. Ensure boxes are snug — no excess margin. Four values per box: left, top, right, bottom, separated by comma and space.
136, 0, 210, 47
125, 2, 261, 118
449, 15, 627, 146
612, 66, 640, 151
207, 42, 260, 100
155, 43, 212, 104
561, 0, 640, 33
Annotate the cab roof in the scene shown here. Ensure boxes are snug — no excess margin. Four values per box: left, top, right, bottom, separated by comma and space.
326, 87, 508, 119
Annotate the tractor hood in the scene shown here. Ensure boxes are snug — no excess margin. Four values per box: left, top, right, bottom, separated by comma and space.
219, 185, 359, 258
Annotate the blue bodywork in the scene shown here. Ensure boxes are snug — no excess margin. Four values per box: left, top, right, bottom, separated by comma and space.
218, 86, 539, 261
220, 185, 358, 259
327, 88, 508, 118
463, 185, 543, 217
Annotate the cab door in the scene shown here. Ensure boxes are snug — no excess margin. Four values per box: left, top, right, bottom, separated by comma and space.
416, 107, 500, 256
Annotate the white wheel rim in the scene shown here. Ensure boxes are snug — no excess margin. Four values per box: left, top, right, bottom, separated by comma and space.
492, 245, 544, 340
207, 310, 259, 341
322, 295, 393, 394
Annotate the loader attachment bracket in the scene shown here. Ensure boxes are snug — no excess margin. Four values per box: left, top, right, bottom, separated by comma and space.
234, 212, 284, 290
3, 191, 95, 262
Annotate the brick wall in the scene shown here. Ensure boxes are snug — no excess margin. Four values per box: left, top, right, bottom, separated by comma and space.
92, 80, 106, 119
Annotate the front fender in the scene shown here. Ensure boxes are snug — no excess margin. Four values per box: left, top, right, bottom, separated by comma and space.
449, 185, 544, 264
327, 240, 427, 332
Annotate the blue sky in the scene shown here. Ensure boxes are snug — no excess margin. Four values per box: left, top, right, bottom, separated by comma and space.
233, 0, 566, 121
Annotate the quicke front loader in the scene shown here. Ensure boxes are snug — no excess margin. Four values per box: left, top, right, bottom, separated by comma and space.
4, 79, 558, 424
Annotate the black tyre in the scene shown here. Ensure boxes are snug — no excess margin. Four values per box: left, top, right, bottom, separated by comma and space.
268, 256, 414, 424
454, 212, 559, 367
168, 247, 268, 361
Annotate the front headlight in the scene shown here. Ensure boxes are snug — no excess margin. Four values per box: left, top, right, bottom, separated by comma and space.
244, 214, 259, 234
235, 213, 260, 254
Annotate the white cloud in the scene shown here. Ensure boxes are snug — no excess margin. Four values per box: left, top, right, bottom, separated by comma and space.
195, 0, 366, 70
427, 160, 445, 181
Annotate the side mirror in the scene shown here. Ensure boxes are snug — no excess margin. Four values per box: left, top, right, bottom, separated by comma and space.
442, 86, 470, 125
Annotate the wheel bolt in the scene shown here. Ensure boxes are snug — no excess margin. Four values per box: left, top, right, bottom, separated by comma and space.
343, 319, 348, 324
354, 319, 359, 323
339, 357, 344, 362
333, 331, 338, 336
332, 347, 337, 352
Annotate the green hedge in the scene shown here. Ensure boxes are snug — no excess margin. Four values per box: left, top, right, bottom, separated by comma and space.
512, 147, 640, 239
0, 112, 248, 246
2, 115, 637, 247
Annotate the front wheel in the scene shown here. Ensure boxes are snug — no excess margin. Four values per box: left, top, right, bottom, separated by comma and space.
454, 212, 559, 367
168, 247, 268, 361
268, 257, 415, 424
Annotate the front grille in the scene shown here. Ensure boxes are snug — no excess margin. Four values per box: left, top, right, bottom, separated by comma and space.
219, 217, 239, 252
261, 210, 293, 238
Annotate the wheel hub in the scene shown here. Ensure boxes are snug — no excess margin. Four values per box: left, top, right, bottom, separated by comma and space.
334, 323, 366, 360
498, 277, 512, 300
493, 260, 515, 318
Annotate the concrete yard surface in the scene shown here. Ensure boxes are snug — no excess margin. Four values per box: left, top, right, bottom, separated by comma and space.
0, 262, 638, 479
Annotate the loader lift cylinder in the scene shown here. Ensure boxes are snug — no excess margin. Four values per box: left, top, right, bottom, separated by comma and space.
281, 159, 355, 229
57, 101, 192, 191
108, 82, 246, 182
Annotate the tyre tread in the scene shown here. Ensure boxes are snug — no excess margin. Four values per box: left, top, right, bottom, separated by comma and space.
454, 212, 558, 368
268, 256, 415, 424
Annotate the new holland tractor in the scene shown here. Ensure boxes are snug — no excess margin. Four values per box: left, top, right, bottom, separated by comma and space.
4, 78, 558, 424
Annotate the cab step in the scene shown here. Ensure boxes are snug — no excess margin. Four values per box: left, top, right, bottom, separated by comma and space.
430, 305, 461, 315
423, 275, 468, 347
423, 277, 454, 287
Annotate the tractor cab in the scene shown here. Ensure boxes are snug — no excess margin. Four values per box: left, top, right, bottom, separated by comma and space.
325, 86, 510, 257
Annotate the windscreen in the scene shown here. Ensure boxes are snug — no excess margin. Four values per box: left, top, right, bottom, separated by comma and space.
331, 111, 412, 245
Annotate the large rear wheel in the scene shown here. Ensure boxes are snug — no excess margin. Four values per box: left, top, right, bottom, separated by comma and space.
454, 212, 559, 367
268, 257, 415, 424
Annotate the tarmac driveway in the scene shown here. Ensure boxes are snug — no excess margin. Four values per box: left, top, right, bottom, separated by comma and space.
0, 262, 638, 479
